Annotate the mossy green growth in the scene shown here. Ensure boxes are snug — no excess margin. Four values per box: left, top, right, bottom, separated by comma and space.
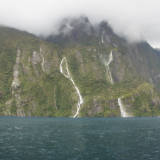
1, 26, 160, 117
121, 83, 160, 117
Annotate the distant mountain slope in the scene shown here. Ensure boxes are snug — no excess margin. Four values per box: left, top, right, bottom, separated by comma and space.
45, 17, 160, 92
155, 48, 160, 51
1, 17, 160, 117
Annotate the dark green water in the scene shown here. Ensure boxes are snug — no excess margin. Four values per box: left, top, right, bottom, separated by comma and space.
0, 117, 160, 160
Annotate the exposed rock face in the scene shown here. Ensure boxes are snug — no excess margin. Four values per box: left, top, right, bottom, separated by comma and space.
82, 98, 121, 117
112, 51, 125, 82
110, 99, 118, 109
75, 50, 84, 74
46, 16, 94, 45
1, 18, 160, 117
92, 99, 103, 114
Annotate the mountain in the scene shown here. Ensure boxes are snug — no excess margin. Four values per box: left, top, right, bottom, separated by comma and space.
1, 16, 160, 117
155, 48, 160, 51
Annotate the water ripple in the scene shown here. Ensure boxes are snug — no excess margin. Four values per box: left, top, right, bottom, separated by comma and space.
0, 117, 160, 159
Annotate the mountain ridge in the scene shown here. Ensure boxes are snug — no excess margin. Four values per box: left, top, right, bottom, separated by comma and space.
1, 17, 160, 117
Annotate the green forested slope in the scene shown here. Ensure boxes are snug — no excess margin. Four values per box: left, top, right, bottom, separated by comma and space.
0, 19, 160, 117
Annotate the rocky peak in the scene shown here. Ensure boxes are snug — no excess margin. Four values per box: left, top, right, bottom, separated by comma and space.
45, 16, 95, 46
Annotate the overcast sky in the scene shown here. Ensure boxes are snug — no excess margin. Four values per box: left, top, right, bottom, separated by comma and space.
0, 0, 160, 47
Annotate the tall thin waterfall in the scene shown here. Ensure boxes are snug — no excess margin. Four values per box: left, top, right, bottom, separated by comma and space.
102, 36, 104, 43
60, 57, 83, 118
118, 97, 130, 117
40, 47, 45, 72
12, 49, 20, 89
106, 50, 114, 84
11, 49, 25, 117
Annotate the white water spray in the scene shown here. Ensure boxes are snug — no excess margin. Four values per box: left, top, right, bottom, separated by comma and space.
12, 50, 20, 88
11, 49, 25, 117
118, 97, 130, 117
106, 50, 114, 84
32, 51, 39, 77
102, 36, 104, 43
40, 47, 45, 72
60, 57, 83, 118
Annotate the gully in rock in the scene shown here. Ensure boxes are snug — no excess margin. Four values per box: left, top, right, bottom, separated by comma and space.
118, 97, 130, 117
60, 57, 83, 118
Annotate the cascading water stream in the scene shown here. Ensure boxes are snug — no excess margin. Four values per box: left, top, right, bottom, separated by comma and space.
102, 43, 127, 117
11, 49, 25, 117
106, 50, 114, 84
40, 47, 45, 72
12, 49, 20, 89
101, 35, 113, 84
60, 57, 83, 118
102, 36, 104, 43
118, 97, 130, 117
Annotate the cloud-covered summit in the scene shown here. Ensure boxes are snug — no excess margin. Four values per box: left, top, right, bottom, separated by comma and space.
0, 0, 160, 47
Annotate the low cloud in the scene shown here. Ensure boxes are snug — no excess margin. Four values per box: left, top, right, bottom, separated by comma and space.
1, 0, 160, 47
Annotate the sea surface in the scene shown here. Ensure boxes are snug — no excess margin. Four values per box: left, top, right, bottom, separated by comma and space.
0, 117, 160, 160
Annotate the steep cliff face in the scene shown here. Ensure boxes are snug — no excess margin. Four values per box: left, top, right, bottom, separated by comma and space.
0, 27, 78, 117
46, 16, 96, 46
1, 17, 160, 117
120, 84, 160, 117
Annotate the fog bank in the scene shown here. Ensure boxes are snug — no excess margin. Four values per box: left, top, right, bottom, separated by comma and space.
0, 0, 160, 47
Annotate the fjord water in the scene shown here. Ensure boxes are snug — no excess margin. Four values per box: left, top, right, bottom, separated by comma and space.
0, 117, 160, 160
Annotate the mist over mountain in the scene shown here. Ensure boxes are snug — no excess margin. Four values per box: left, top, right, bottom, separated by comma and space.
0, 0, 160, 47
1, 14, 160, 117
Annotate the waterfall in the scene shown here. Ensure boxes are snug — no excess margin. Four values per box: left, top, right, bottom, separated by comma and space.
118, 97, 130, 117
101, 36, 113, 84
32, 51, 39, 77
60, 57, 83, 118
102, 36, 104, 43
12, 49, 20, 89
40, 47, 45, 72
11, 49, 25, 117
106, 50, 114, 84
